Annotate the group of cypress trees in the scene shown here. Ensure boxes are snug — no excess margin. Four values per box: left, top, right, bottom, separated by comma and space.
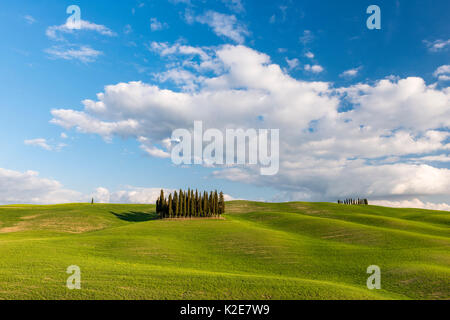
156, 189, 225, 218
338, 198, 369, 205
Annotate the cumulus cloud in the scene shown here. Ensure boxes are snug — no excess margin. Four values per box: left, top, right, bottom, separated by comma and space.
49, 44, 450, 206
92, 187, 173, 204
285, 58, 300, 70
0, 168, 82, 205
92, 187, 234, 204
372, 199, 450, 211
304, 51, 314, 59
304, 64, 324, 73
0, 167, 234, 205
411, 155, 450, 162
45, 45, 102, 63
340, 67, 361, 78
434, 65, 450, 81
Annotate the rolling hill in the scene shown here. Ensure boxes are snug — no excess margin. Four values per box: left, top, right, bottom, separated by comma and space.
0, 201, 448, 300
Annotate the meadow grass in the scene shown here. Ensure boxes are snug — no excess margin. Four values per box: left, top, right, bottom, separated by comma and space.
0, 201, 448, 300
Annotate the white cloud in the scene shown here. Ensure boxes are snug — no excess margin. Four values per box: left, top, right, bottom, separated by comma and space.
24, 15, 36, 25
340, 77, 450, 131
0, 168, 234, 205
50, 109, 139, 141
410, 155, 450, 163
193, 11, 249, 44
434, 65, 450, 76
50, 44, 450, 204
46, 19, 116, 41
45, 45, 102, 63
340, 67, 360, 78
304, 64, 324, 73
24, 138, 52, 151
424, 39, 450, 52
304, 51, 314, 59
0, 168, 81, 205
138, 136, 171, 158
92, 187, 172, 204
92, 186, 234, 204
60, 133, 68, 139
437, 75, 450, 81
24, 138, 67, 151
150, 18, 168, 31
372, 199, 450, 211
285, 58, 300, 70
434, 65, 450, 81
299, 30, 313, 45
222, 0, 244, 13
123, 24, 133, 34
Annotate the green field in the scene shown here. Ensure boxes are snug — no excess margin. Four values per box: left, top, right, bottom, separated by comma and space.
0, 201, 448, 300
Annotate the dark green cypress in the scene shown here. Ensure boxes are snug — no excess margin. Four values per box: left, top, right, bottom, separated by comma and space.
195, 190, 199, 217
209, 191, 212, 216
177, 189, 183, 217
182, 191, 186, 217
168, 194, 173, 218
203, 192, 208, 216
187, 188, 191, 217
174, 191, 179, 217
214, 191, 219, 217
219, 192, 225, 215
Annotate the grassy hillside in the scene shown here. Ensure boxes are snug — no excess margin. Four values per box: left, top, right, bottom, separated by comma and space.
0, 201, 448, 300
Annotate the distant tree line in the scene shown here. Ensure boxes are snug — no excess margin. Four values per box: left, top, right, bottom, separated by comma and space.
338, 198, 369, 205
156, 189, 225, 218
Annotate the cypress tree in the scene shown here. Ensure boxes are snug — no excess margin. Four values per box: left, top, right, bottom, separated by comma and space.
187, 188, 191, 217
199, 192, 203, 216
214, 191, 219, 217
183, 191, 187, 217
191, 190, 195, 218
159, 189, 165, 216
164, 196, 168, 218
174, 191, 179, 217
178, 189, 182, 217
195, 189, 199, 217
209, 192, 213, 217
168, 194, 173, 218
219, 192, 225, 215
203, 192, 208, 217
179, 191, 182, 217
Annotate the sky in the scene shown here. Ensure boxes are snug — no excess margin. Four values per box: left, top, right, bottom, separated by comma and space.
0, 0, 449, 210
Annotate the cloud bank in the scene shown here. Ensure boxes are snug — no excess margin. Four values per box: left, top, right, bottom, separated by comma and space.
48, 44, 450, 207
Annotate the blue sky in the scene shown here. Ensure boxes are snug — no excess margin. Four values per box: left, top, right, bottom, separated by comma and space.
0, 0, 449, 209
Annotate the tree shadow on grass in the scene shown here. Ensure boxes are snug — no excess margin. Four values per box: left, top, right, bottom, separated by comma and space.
110, 211, 159, 222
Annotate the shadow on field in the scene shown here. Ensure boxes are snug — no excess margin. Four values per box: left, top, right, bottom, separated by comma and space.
110, 211, 159, 222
